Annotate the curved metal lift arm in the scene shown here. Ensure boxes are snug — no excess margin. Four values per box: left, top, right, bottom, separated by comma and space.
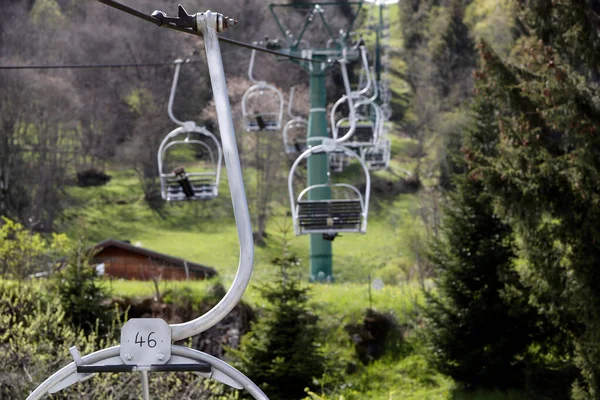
287, 86, 307, 120
330, 53, 356, 143
168, 59, 191, 127
169, 10, 253, 341
29, 10, 261, 399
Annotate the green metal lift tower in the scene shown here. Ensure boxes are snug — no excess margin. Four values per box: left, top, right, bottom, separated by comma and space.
269, 2, 364, 281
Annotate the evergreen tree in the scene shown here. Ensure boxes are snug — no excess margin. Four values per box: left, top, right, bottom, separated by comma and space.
426, 54, 579, 395
468, 29, 600, 397
425, 136, 538, 390
229, 244, 326, 400
53, 238, 113, 336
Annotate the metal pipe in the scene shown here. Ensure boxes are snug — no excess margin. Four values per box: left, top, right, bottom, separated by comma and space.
355, 46, 372, 96
141, 371, 150, 400
169, 10, 254, 341
247, 49, 258, 84
331, 57, 356, 143
167, 59, 186, 126
287, 87, 299, 119
27, 346, 269, 400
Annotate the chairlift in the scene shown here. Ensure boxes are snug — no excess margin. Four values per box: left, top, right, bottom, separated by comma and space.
362, 138, 391, 170
29, 10, 267, 400
330, 48, 383, 148
334, 98, 382, 149
241, 47, 284, 132
380, 103, 393, 121
158, 129, 222, 201
288, 141, 370, 237
282, 87, 309, 154
157, 59, 223, 201
328, 149, 351, 173
334, 117, 377, 147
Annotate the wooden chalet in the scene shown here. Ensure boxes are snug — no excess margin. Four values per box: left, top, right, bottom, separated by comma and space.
90, 239, 217, 281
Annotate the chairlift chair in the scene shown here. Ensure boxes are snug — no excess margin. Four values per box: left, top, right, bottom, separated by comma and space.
289, 142, 371, 236
283, 118, 309, 153
335, 117, 376, 146
362, 137, 391, 170
282, 86, 309, 154
328, 149, 351, 172
330, 46, 382, 149
241, 48, 284, 132
158, 128, 222, 201
157, 58, 223, 202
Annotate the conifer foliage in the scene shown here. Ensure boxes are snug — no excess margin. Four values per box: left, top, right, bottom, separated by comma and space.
425, 173, 537, 390
229, 244, 325, 400
53, 239, 113, 336
464, 2, 600, 394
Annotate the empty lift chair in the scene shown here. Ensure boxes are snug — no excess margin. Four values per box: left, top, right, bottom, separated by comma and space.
362, 137, 391, 170
328, 148, 351, 173
330, 46, 383, 150
283, 87, 308, 154
158, 58, 223, 202
241, 48, 284, 132
288, 142, 371, 238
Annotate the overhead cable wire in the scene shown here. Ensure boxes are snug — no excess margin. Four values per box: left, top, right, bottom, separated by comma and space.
96, 0, 337, 65
0, 60, 201, 70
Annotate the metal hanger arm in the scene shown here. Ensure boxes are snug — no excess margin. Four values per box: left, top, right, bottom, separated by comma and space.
169, 10, 254, 341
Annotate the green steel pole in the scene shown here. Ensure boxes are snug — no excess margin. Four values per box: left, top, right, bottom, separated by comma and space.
375, 3, 383, 84
307, 70, 332, 282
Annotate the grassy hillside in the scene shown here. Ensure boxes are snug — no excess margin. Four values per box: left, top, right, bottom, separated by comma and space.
61, 136, 422, 285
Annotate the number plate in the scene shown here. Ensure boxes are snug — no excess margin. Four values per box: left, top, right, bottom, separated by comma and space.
120, 318, 171, 365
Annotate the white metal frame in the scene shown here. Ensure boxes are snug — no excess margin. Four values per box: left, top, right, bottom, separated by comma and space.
158, 58, 223, 201
330, 46, 383, 147
362, 137, 391, 170
282, 86, 308, 154
27, 345, 268, 400
241, 49, 285, 132
29, 10, 265, 400
288, 142, 371, 236
157, 127, 223, 201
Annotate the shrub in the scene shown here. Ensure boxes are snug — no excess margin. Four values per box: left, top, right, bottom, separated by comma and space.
76, 168, 111, 187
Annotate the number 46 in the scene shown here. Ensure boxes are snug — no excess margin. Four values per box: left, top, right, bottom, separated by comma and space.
135, 332, 157, 348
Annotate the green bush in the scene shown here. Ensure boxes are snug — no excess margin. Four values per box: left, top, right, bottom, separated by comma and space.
0, 280, 239, 399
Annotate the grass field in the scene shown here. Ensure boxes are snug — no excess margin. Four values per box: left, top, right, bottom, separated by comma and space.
53, 127, 525, 399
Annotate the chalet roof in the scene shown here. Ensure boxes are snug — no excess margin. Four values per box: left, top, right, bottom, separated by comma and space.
91, 239, 217, 277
